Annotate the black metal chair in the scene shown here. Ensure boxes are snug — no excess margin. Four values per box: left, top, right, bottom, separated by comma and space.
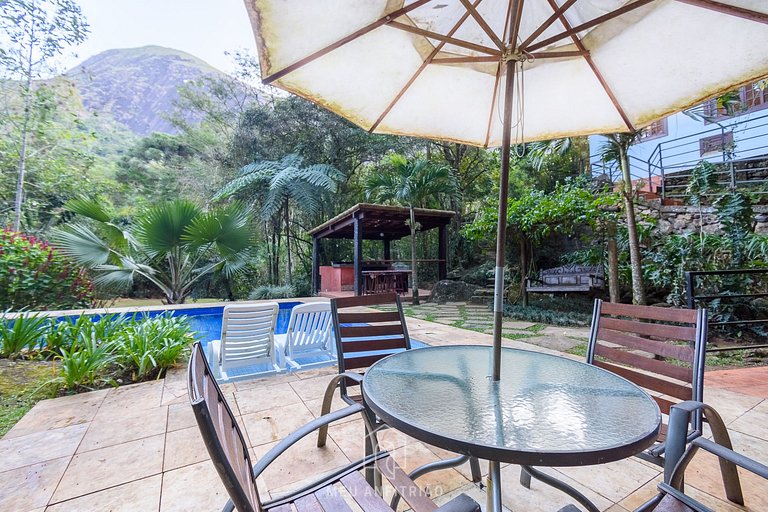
636, 400, 766, 512
316, 292, 482, 486
187, 341, 481, 512
525, 300, 708, 496
585, 300, 708, 466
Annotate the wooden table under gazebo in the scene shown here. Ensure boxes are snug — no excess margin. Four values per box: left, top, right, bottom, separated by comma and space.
309, 203, 453, 297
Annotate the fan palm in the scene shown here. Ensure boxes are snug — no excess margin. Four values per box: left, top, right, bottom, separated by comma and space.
364, 155, 459, 304
214, 153, 342, 284
53, 199, 256, 304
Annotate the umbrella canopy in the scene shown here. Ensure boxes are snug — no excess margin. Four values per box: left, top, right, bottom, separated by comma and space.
243, 0, 768, 383
245, 0, 768, 147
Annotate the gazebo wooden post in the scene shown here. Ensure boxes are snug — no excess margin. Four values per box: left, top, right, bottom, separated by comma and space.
438, 224, 447, 281
383, 238, 391, 262
311, 236, 320, 295
353, 212, 363, 296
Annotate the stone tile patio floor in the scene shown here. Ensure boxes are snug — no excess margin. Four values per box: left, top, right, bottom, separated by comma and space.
2, 305, 768, 511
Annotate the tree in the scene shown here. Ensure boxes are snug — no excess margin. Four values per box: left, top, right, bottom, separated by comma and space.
364, 155, 459, 305
52, 198, 256, 304
215, 153, 342, 284
600, 133, 647, 304
0, 0, 89, 231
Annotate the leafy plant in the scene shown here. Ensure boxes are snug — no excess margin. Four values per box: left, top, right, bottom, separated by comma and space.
114, 313, 195, 379
0, 312, 50, 359
0, 230, 95, 311
51, 337, 117, 391
53, 199, 256, 304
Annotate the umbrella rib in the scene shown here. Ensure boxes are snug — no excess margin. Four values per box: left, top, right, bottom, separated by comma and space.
261, 0, 434, 85
388, 21, 502, 56
459, 0, 505, 50
482, 0, 516, 147
510, 0, 526, 49
432, 56, 499, 63
674, 0, 768, 24
369, 0, 485, 133
530, 50, 588, 58
526, 0, 656, 52
519, 0, 579, 49
544, 0, 635, 132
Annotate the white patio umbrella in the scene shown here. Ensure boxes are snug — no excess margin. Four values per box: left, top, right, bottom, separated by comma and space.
242, 0, 768, 383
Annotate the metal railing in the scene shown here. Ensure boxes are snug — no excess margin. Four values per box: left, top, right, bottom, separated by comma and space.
591, 112, 768, 200
684, 269, 768, 352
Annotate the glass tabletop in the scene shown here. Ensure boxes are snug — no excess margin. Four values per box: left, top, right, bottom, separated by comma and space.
362, 345, 661, 466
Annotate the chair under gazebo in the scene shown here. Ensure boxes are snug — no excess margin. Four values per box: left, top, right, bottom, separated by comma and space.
309, 203, 453, 297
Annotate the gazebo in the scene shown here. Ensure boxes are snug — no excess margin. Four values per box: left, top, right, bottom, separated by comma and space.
309, 203, 454, 296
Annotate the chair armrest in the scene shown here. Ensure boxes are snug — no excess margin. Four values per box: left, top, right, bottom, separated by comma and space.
252, 403, 364, 477
435, 493, 481, 512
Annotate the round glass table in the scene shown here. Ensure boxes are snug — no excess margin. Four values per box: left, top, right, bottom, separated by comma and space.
362, 345, 661, 511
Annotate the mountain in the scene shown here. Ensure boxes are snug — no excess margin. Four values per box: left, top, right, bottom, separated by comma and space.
66, 46, 230, 136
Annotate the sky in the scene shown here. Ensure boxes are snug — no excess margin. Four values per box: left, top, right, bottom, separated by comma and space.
58, 0, 258, 74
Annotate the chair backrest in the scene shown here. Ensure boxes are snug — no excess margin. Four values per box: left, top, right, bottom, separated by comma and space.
285, 301, 333, 357
220, 302, 279, 372
587, 299, 707, 438
188, 342, 261, 512
331, 292, 411, 398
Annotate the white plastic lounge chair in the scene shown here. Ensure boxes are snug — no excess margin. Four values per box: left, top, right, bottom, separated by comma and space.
274, 301, 334, 370
209, 302, 280, 379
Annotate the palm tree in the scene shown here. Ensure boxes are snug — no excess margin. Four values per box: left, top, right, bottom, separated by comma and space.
214, 153, 341, 284
53, 198, 256, 304
364, 155, 459, 305
600, 133, 646, 305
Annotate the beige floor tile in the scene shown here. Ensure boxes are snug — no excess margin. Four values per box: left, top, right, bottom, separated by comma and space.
424, 444, 488, 481
163, 426, 210, 471
166, 402, 197, 432
160, 380, 188, 406
78, 406, 168, 452
253, 435, 350, 490
52, 434, 164, 502
98, 380, 164, 414
304, 392, 359, 423
234, 373, 299, 391
159, 460, 229, 512
728, 399, 768, 441
0, 424, 87, 473
703, 387, 764, 426
46, 474, 162, 512
3, 392, 105, 439
499, 464, 612, 512
555, 457, 660, 503
235, 382, 302, 415
289, 374, 335, 402
0, 457, 69, 510
241, 402, 315, 447
617, 478, 661, 512
327, 418, 367, 460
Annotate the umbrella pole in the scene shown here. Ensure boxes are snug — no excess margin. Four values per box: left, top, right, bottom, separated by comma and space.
491, 58, 517, 382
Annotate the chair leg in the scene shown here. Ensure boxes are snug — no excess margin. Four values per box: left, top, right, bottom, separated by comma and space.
469, 457, 482, 483
317, 378, 339, 447
520, 466, 532, 488
363, 419, 383, 493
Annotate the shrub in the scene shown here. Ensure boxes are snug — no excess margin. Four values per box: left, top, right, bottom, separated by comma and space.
114, 313, 195, 380
504, 295, 593, 327
0, 312, 50, 359
51, 336, 118, 391
0, 230, 94, 311
249, 284, 296, 300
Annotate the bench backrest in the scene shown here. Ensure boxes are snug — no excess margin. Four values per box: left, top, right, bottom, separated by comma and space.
539, 265, 603, 286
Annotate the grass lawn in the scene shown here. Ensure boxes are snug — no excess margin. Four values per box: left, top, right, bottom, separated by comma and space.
109, 297, 222, 308
0, 359, 56, 437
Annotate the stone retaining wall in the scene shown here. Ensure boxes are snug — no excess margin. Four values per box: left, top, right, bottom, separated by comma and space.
637, 202, 768, 235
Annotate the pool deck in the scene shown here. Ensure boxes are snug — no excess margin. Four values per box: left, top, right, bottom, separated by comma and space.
2, 307, 768, 511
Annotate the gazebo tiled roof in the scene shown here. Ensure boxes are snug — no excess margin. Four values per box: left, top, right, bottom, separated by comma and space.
308, 203, 454, 240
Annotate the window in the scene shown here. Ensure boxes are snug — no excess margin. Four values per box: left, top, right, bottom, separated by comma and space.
699, 132, 733, 156
701, 79, 768, 121
637, 118, 668, 141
